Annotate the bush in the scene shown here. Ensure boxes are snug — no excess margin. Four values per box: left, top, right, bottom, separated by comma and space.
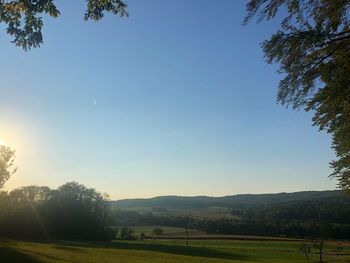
119, 227, 136, 240
152, 227, 164, 236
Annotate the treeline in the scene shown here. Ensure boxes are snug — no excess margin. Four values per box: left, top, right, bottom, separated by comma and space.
195, 219, 350, 239
111, 210, 350, 239
0, 182, 115, 240
111, 196, 350, 239
238, 198, 350, 225
110, 210, 190, 227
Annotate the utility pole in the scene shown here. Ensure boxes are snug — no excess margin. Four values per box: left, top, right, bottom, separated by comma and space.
186, 216, 190, 247
186, 220, 189, 247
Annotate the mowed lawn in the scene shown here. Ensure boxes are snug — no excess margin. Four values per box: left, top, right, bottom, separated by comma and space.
1, 238, 350, 263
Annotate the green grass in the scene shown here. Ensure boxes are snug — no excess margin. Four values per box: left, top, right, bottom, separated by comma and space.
130, 225, 203, 236
119, 206, 236, 219
127, 225, 309, 241
1, 238, 350, 263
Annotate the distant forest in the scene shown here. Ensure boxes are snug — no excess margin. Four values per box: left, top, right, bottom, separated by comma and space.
111, 191, 350, 239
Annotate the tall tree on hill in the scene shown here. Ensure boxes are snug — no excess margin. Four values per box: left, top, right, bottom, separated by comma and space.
0, 0, 128, 50
245, 0, 350, 190
0, 145, 17, 189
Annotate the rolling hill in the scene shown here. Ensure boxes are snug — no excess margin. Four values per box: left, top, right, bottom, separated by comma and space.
111, 190, 344, 210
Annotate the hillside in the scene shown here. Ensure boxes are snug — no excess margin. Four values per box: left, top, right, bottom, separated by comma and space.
110, 190, 350, 239
112, 190, 344, 210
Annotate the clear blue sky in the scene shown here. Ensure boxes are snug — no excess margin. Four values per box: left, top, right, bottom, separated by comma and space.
0, 0, 336, 199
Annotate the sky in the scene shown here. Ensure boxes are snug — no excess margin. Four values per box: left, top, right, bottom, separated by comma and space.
0, 0, 336, 199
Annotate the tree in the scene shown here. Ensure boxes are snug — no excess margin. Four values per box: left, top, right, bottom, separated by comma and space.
0, 0, 128, 50
0, 145, 17, 189
43, 182, 112, 240
245, 1, 350, 189
139, 232, 146, 240
4, 186, 51, 239
119, 227, 135, 240
9, 185, 51, 203
152, 227, 164, 236
0, 182, 115, 240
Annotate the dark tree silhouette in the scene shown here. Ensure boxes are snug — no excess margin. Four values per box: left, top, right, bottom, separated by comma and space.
0, 182, 113, 240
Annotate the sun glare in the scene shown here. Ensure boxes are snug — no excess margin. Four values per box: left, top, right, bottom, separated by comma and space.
0, 138, 6, 146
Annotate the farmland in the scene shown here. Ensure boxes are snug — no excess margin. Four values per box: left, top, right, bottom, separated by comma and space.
1, 238, 350, 263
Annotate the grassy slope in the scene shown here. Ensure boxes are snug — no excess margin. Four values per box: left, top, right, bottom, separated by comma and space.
1, 239, 350, 263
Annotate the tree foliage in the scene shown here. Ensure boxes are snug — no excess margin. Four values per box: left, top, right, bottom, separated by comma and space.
119, 227, 136, 240
44, 182, 112, 239
0, 145, 17, 189
152, 227, 164, 236
245, 0, 350, 189
0, 182, 114, 240
0, 0, 128, 50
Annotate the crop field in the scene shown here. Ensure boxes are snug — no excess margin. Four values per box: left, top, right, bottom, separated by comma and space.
1, 238, 350, 263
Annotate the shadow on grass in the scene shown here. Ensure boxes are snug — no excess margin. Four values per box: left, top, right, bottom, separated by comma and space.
0, 246, 43, 263
52, 245, 83, 252
56, 240, 253, 261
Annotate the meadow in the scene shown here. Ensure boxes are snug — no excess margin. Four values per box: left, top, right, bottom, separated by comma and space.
1, 238, 349, 263
131, 225, 204, 236
118, 206, 236, 220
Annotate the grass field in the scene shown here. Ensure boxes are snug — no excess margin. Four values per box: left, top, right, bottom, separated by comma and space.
130, 225, 204, 236
1, 238, 350, 263
129, 226, 307, 241
119, 206, 236, 219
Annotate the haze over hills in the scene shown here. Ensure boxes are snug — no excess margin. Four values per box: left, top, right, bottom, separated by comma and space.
112, 190, 344, 210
